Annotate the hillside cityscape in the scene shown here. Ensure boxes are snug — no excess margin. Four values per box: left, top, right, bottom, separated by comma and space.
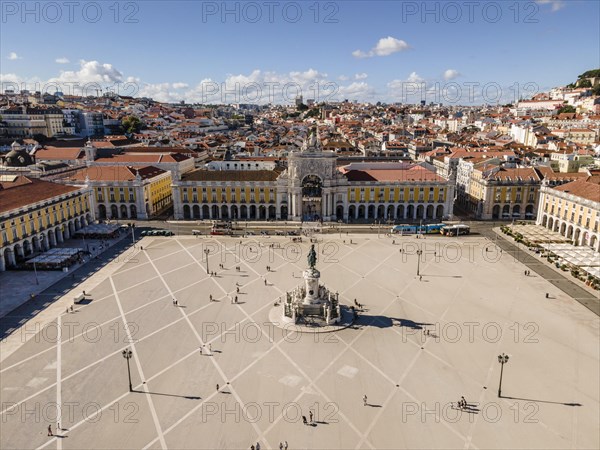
1, 2, 599, 449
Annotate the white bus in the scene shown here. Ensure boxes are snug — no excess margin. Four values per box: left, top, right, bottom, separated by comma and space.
441, 224, 471, 236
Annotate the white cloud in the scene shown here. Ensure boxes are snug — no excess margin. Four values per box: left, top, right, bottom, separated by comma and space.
536, 0, 566, 11
443, 69, 460, 80
8, 52, 22, 60
338, 75, 349, 81
407, 72, 424, 83
353, 37, 409, 58
51, 60, 124, 84
354, 73, 368, 80
172, 82, 189, 89
55, 57, 70, 64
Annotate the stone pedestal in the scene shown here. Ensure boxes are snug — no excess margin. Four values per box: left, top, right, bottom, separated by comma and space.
303, 268, 320, 305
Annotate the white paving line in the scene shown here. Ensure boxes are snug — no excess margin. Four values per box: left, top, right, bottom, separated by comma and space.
170, 238, 273, 448
110, 276, 167, 449
56, 314, 62, 450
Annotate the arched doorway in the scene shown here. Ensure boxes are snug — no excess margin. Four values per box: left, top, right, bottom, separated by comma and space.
241, 205, 248, 219
23, 240, 32, 256
183, 205, 191, 219
249, 205, 257, 219
512, 204, 521, 218
280, 205, 288, 220
259, 205, 267, 220
542, 215, 548, 227
120, 205, 128, 219
397, 205, 404, 219
130, 205, 137, 219
211, 205, 219, 219
202, 205, 210, 219
192, 205, 200, 219
525, 204, 534, 219
268, 205, 276, 220
377, 205, 385, 219
110, 204, 118, 219
436, 205, 444, 219
574, 228, 581, 246
336, 205, 344, 221
387, 205, 394, 221
368, 205, 375, 219
348, 205, 356, 220
426, 205, 434, 219
98, 204, 107, 219
231, 205, 239, 219
416, 205, 425, 219
301, 175, 323, 221
221, 205, 229, 219
492, 204, 500, 219
502, 205, 510, 219
358, 205, 365, 219
547, 217, 553, 230
407, 204, 414, 219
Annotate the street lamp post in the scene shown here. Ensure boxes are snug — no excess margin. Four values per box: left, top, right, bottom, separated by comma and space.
128, 223, 136, 248
122, 349, 133, 392
204, 248, 210, 274
497, 353, 509, 397
416, 247, 423, 276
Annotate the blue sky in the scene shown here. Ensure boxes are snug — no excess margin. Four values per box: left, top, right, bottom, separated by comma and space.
1, 0, 599, 104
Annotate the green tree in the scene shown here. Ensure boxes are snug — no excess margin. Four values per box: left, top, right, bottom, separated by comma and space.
121, 116, 142, 134
557, 105, 576, 114
578, 79, 592, 88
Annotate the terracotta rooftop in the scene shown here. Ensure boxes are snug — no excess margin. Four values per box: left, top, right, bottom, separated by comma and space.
552, 178, 600, 203
65, 165, 167, 182
181, 168, 282, 182
0, 176, 82, 214
343, 166, 445, 183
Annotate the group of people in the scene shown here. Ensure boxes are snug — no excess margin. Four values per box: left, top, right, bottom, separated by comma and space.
250, 442, 288, 450
353, 298, 363, 309
302, 410, 315, 425
455, 396, 468, 409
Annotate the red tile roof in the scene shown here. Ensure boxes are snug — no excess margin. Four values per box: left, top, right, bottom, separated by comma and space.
0, 176, 82, 214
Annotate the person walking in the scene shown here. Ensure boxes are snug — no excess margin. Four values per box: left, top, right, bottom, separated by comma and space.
279, 443, 283, 450
363, 394, 368, 406
47, 424, 53, 436
199, 346, 203, 355
208, 343, 212, 353
302, 415, 308, 425
309, 410, 313, 424
216, 383, 219, 392
284, 441, 288, 450
256, 443, 261, 450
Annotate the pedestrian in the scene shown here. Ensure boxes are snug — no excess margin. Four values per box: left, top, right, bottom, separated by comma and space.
545, 293, 549, 298
309, 410, 313, 423
83, 290, 86, 296
237, 287, 240, 293
175, 300, 178, 306
199, 346, 203, 355
216, 383, 219, 392
208, 343, 212, 353
140, 246, 143, 251
70, 305, 73, 313
284, 441, 288, 450
279, 443, 283, 450
264, 279, 267, 286
66, 307, 69, 314
251, 445, 255, 450
302, 415, 308, 425
363, 394, 368, 406
235, 296, 238, 303
210, 294, 213, 302
256, 443, 261, 450
419, 275, 422, 281
47, 424, 53, 436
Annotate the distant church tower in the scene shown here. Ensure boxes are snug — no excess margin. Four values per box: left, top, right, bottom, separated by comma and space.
84, 139, 97, 163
